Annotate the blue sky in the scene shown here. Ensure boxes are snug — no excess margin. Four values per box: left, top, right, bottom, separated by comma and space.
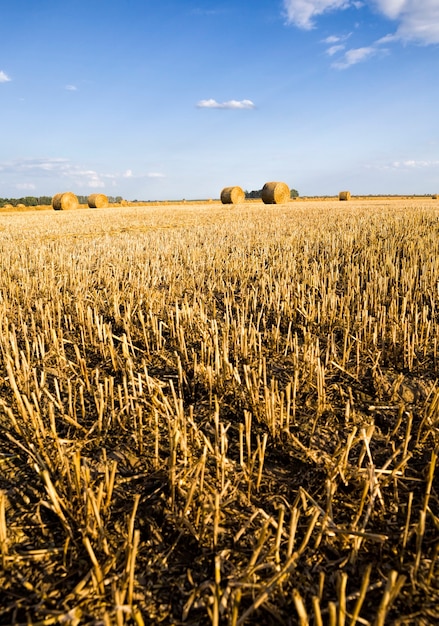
1, 0, 438, 200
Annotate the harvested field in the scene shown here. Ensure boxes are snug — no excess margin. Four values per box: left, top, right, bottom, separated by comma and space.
0, 198, 438, 624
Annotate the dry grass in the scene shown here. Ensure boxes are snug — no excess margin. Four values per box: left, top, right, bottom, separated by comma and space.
0, 198, 438, 624
220, 187, 245, 205
261, 182, 290, 204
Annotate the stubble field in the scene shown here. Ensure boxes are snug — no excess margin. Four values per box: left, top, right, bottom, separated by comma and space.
0, 198, 438, 625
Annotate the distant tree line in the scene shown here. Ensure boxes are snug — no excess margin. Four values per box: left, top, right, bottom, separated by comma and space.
0, 195, 123, 207
0, 196, 53, 207
245, 188, 299, 199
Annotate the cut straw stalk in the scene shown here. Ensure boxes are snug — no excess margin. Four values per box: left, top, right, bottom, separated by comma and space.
0, 491, 8, 562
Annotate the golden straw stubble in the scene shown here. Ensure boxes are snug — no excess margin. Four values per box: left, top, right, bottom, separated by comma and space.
261, 181, 290, 204
220, 186, 245, 204
52, 192, 79, 211
88, 193, 109, 208
339, 191, 351, 201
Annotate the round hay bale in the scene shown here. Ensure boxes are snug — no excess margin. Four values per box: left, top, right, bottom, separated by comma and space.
52, 192, 79, 211
338, 191, 351, 201
51, 193, 63, 209
432, 194, 438, 199
220, 186, 245, 204
88, 193, 109, 208
261, 181, 290, 204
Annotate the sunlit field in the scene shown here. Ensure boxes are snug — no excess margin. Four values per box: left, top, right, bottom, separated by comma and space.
0, 198, 438, 624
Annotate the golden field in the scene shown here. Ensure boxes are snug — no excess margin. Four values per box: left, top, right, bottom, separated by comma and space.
0, 198, 438, 624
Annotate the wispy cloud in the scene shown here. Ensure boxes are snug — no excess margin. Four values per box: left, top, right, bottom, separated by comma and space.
16, 182, 36, 191
326, 43, 346, 55
367, 159, 439, 171
197, 98, 256, 110
283, 1, 354, 30
324, 35, 344, 43
0, 70, 11, 83
0, 157, 167, 191
0, 158, 114, 189
391, 160, 439, 169
123, 169, 165, 179
322, 32, 353, 55
332, 45, 383, 68
370, 0, 439, 44
284, 0, 439, 44
0, 157, 71, 174
65, 84, 77, 91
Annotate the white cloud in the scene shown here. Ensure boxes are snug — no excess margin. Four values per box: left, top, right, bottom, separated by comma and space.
374, 0, 408, 20
326, 44, 346, 55
197, 98, 256, 110
283, 1, 353, 30
83, 170, 106, 188
122, 169, 165, 179
16, 182, 36, 191
284, 0, 439, 44
392, 2, 439, 44
0, 157, 168, 193
332, 45, 381, 68
367, 159, 439, 171
0, 70, 11, 83
371, 1, 439, 43
65, 84, 77, 91
324, 35, 343, 43
0, 158, 70, 174
0, 158, 114, 189
392, 160, 439, 169
323, 32, 352, 55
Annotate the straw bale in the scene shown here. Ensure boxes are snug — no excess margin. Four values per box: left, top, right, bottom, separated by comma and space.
221, 186, 245, 204
261, 181, 290, 204
52, 192, 79, 211
432, 194, 438, 200
88, 193, 109, 208
339, 191, 351, 201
